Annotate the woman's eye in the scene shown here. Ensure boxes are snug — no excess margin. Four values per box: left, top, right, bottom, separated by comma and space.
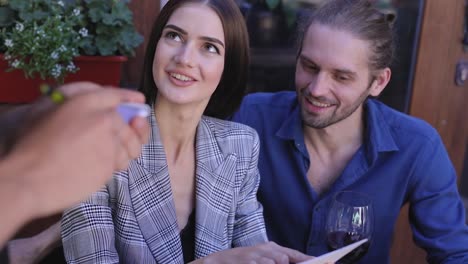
165, 31, 182, 42
204, 43, 219, 54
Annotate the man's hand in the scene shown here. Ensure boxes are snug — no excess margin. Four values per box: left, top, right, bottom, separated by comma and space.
3, 82, 150, 218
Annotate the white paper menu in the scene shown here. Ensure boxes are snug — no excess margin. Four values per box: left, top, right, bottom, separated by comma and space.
297, 238, 368, 264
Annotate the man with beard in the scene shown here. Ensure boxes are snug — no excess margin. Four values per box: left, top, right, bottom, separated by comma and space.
232, 0, 468, 262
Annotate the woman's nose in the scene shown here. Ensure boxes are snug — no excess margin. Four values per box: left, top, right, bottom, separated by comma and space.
173, 45, 195, 67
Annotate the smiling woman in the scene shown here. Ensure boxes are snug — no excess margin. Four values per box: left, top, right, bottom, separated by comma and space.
152, 3, 226, 112
60, 0, 310, 263
142, 0, 250, 119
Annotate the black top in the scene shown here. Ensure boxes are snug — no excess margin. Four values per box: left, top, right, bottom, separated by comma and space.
180, 210, 196, 263
0, 247, 8, 264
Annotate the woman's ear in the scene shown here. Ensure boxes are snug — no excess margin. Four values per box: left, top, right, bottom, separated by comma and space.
369, 67, 391, 97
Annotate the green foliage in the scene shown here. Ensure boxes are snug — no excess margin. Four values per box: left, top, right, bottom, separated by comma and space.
1, 0, 143, 82
2, 0, 83, 82
80, 0, 143, 56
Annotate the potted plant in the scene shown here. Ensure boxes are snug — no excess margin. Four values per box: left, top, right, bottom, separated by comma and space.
0, 0, 143, 103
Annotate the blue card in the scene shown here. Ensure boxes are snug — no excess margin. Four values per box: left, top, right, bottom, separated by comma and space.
117, 102, 151, 123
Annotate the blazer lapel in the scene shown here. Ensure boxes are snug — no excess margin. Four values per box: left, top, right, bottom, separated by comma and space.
128, 113, 183, 264
193, 117, 238, 258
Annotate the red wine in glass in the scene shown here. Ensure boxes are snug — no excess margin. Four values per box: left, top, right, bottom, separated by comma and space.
326, 191, 373, 264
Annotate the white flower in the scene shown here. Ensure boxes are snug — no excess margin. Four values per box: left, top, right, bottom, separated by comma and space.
57, 1, 64, 7
51, 64, 63, 78
57, 26, 63, 32
4, 54, 11, 60
73, 9, 81, 16
11, 60, 20, 68
36, 29, 46, 38
4, 39, 13, 48
79, 28, 88, 37
66, 62, 77, 72
59, 45, 67, 52
51, 52, 59, 60
15, 23, 24, 32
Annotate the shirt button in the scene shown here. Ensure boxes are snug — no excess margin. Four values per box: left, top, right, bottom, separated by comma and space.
315, 206, 321, 212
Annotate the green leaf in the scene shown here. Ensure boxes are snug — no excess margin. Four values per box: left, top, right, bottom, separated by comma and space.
2, 0, 143, 79
95, 35, 116, 56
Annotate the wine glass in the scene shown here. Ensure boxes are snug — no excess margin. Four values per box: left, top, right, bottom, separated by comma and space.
326, 191, 373, 264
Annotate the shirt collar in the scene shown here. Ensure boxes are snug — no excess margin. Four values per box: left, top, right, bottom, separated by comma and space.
363, 99, 399, 164
274, 98, 399, 164
276, 102, 303, 143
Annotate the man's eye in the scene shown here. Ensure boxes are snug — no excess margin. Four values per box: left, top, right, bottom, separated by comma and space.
336, 75, 350, 82
305, 64, 319, 72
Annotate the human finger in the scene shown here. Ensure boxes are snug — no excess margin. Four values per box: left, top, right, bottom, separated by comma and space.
258, 257, 275, 264
77, 89, 145, 114
30, 81, 98, 117
267, 251, 289, 264
129, 116, 150, 145
76, 88, 146, 110
58, 81, 102, 97
110, 113, 133, 171
58, 82, 146, 106
118, 119, 143, 160
115, 146, 131, 171
269, 243, 312, 263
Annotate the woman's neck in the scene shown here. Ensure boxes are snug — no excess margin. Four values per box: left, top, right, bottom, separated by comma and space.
154, 101, 202, 164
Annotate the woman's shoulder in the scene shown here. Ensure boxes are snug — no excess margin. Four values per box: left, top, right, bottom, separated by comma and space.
200, 116, 259, 150
202, 116, 258, 137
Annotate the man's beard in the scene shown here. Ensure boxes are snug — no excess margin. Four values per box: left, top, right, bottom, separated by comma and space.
300, 85, 371, 129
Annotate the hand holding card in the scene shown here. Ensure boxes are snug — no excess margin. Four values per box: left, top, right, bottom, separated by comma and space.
117, 102, 151, 124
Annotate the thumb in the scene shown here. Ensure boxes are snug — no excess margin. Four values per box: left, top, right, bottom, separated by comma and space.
281, 247, 313, 263
73, 88, 146, 111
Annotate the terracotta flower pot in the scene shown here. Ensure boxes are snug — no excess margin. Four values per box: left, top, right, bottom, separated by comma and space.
0, 55, 128, 103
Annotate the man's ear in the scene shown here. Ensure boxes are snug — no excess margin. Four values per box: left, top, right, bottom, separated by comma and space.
369, 67, 391, 97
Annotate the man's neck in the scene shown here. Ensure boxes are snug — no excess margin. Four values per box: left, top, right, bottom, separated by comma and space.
303, 107, 365, 158
302, 108, 366, 195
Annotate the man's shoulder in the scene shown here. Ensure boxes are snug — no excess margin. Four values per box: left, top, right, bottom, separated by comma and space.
242, 91, 297, 109
370, 99, 440, 143
233, 91, 298, 126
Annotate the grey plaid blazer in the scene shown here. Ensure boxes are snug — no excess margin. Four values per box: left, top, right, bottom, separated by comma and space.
61, 113, 268, 264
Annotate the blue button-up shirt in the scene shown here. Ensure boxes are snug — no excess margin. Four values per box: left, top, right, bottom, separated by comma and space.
232, 91, 468, 263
